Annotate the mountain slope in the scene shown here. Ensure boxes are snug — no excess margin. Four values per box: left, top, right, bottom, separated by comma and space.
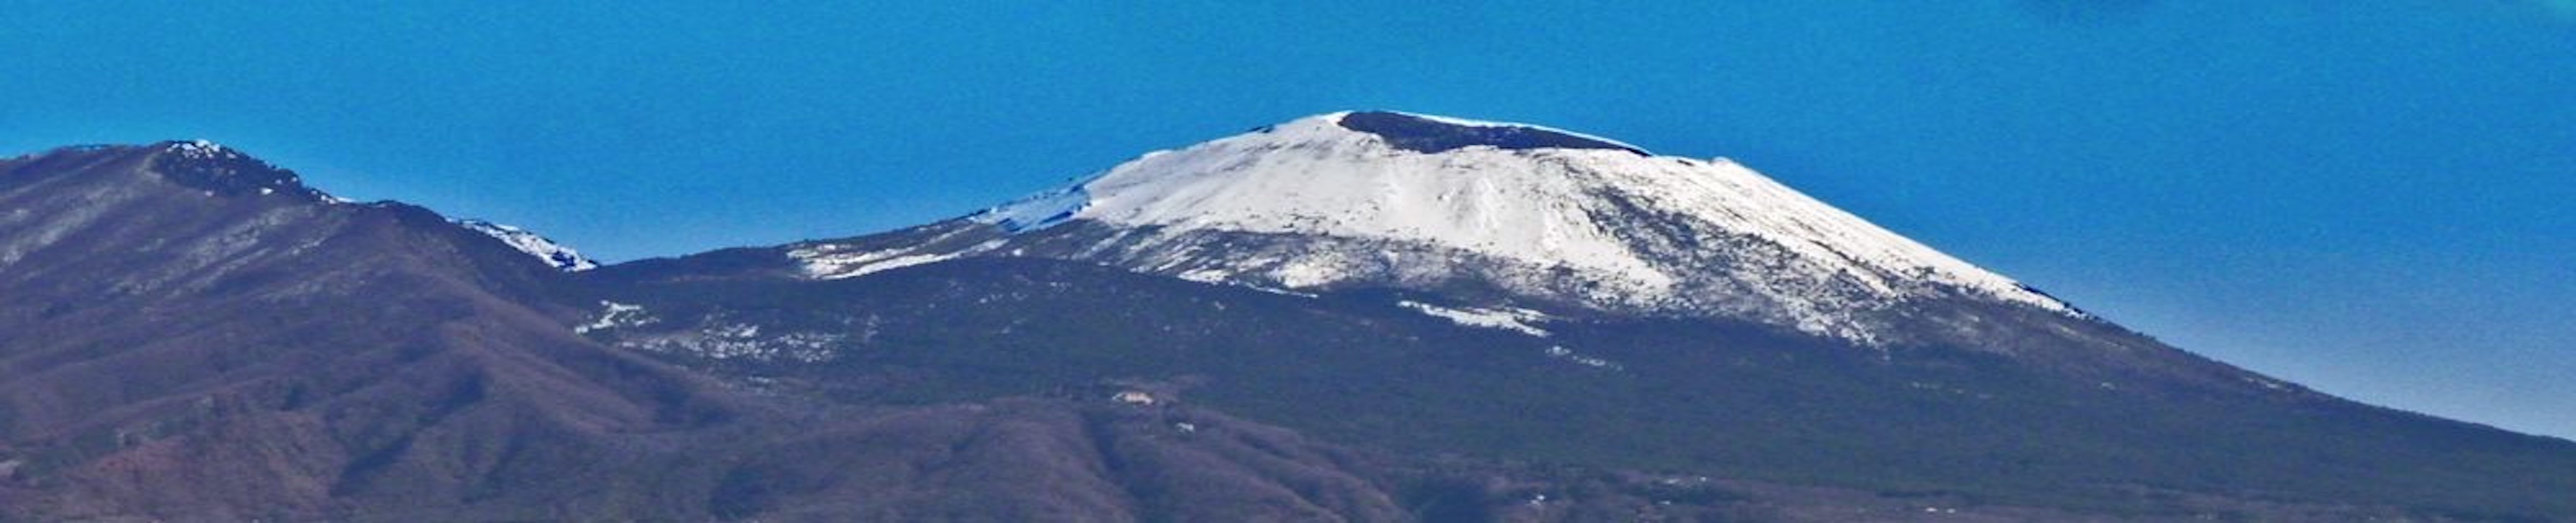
0, 141, 713, 518
0, 143, 1415, 521
590, 253, 2576, 521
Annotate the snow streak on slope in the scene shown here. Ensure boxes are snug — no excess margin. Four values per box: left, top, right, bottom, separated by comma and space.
814, 111, 2080, 343
456, 219, 598, 271
1399, 300, 1553, 337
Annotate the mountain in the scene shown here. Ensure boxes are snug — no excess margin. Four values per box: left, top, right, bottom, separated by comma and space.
792, 112, 2074, 344
749, 112, 2272, 391
0, 142, 1409, 521
4, 117, 2575, 522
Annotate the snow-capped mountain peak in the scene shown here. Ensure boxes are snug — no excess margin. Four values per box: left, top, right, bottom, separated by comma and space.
455, 219, 598, 271
808, 111, 2079, 344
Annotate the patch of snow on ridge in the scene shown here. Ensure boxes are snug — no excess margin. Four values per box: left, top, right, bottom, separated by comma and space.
1177, 268, 1319, 298
1399, 300, 1552, 337
455, 219, 598, 271
575, 301, 651, 334
970, 181, 1093, 233
836, 253, 955, 278
168, 139, 233, 160
790, 246, 960, 279
1175, 268, 1232, 283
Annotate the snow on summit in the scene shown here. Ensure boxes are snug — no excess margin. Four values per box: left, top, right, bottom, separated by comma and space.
167, 139, 232, 159
812, 111, 2080, 343
141, 139, 362, 204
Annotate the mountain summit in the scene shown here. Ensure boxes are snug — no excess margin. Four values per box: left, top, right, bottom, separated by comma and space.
790, 111, 2072, 346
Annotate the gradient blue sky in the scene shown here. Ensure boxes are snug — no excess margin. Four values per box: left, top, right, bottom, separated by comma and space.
4, 2, 2569, 439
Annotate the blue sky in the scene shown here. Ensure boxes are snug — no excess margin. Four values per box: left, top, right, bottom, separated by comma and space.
4, 2, 2569, 439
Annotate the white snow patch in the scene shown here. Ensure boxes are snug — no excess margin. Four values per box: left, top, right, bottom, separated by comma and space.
1172, 268, 1319, 298
1399, 300, 1552, 337
971, 183, 1091, 232
455, 219, 598, 271
1544, 345, 1622, 370
168, 139, 233, 160
575, 301, 650, 334
1250, 286, 1318, 298
1270, 258, 1349, 288
791, 245, 959, 279
709, 323, 761, 338
1175, 268, 1233, 283
789, 232, 1019, 279
837, 253, 955, 278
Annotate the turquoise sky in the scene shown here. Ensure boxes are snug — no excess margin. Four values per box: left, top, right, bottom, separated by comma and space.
3, 2, 2569, 439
